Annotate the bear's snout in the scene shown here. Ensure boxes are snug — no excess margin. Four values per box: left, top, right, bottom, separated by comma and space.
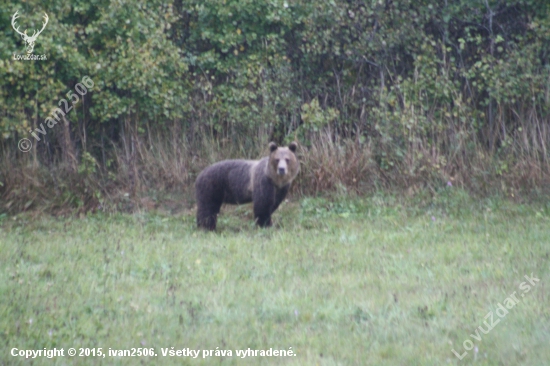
277, 159, 288, 175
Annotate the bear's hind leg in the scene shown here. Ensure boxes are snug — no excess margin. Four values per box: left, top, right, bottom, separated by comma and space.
197, 202, 222, 230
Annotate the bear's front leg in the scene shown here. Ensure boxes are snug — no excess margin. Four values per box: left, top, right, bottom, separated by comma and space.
255, 213, 272, 227
253, 176, 278, 228
253, 194, 274, 227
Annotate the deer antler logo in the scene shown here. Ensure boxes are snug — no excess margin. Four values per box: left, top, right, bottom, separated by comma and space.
11, 11, 49, 55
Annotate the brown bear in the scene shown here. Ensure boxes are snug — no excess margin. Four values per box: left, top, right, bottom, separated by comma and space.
195, 142, 300, 230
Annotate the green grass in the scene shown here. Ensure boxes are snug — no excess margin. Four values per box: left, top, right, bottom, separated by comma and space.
1, 191, 549, 365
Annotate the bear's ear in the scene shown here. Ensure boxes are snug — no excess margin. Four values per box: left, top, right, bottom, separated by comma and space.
269, 142, 278, 153
288, 141, 298, 153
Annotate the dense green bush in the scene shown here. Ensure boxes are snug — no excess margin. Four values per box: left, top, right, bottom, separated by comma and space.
1, 0, 549, 212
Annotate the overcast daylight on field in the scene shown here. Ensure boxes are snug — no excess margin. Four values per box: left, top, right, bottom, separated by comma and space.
1, 0, 549, 365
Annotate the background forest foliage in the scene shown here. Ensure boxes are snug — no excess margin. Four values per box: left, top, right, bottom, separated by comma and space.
0, 0, 549, 213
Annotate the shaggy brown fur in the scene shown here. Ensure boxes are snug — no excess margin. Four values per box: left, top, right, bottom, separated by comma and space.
195, 142, 300, 230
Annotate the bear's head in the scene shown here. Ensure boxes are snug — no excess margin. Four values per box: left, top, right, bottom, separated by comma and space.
267, 141, 300, 187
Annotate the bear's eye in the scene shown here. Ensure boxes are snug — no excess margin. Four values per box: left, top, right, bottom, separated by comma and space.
285, 158, 290, 163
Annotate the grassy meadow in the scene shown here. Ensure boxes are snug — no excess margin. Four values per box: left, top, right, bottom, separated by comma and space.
1, 191, 549, 365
